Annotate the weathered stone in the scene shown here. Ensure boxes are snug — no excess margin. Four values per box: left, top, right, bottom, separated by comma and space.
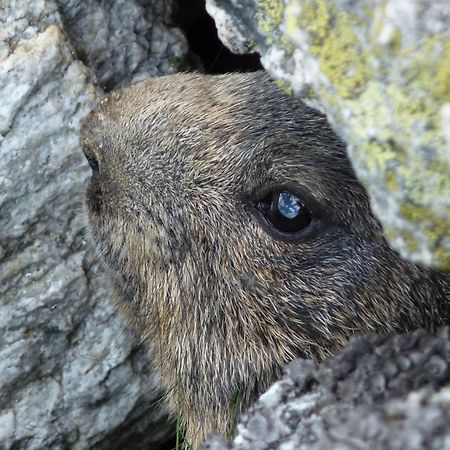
57, 0, 191, 90
206, 0, 450, 270
204, 329, 450, 450
0, 0, 190, 448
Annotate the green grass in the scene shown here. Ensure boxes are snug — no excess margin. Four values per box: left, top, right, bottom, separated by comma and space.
175, 408, 181, 450
174, 397, 193, 450
227, 389, 242, 440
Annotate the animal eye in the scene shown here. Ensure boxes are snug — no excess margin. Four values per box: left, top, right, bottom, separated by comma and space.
255, 190, 312, 234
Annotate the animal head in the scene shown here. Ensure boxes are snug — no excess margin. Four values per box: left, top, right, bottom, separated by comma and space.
81, 72, 449, 446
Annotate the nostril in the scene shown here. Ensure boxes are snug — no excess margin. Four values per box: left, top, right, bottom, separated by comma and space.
87, 156, 99, 173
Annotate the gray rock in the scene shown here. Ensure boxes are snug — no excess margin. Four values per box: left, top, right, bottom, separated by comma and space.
57, 0, 191, 90
0, 0, 192, 448
206, 0, 450, 270
205, 329, 450, 450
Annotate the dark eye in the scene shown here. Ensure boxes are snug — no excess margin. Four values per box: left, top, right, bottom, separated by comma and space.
255, 190, 312, 234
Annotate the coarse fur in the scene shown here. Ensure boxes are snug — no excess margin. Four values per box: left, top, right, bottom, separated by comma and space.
80, 72, 450, 448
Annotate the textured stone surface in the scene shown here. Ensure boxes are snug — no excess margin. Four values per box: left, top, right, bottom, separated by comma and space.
206, 0, 450, 270
204, 329, 450, 450
58, 0, 190, 90
0, 0, 192, 448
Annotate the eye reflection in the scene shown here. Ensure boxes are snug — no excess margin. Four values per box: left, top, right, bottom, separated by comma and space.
278, 192, 301, 219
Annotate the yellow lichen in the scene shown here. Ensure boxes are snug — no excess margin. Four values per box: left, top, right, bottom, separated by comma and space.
385, 169, 399, 193
256, 0, 285, 45
282, 0, 450, 268
392, 37, 449, 105
275, 79, 293, 95
360, 140, 397, 175
288, 0, 373, 99
435, 40, 450, 102
398, 202, 450, 269
279, 34, 296, 54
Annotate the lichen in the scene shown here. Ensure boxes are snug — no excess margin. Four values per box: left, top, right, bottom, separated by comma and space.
385, 169, 399, 193
256, 0, 285, 45
286, 0, 374, 99
343, 79, 450, 268
275, 78, 293, 95
413, 38, 450, 103
207, 0, 450, 269
396, 203, 450, 269
436, 40, 450, 102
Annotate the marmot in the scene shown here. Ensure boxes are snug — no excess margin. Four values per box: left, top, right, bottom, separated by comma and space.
80, 72, 450, 448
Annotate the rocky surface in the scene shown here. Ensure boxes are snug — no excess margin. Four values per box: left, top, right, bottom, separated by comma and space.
206, 0, 450, 270
0, 0, 191, 448
57, 0, 190, 90
205, 329, 450, 450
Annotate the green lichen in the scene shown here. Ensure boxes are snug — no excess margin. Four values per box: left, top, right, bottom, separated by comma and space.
397, 203, 450, 269
361, 140, 397, 176
387, 29, 403, 56
287, 0, 373, 99
346, 80, 443, 168
279, 34, 296, 54
410, 37, 450, 103
388, 227, 421, 256
275, 78, 293, 95
436, 40, 450, 101
371, 0, 402, 56
282, 0, 450, 268
341, 79, 450, 268
385, 169, 400, 193
256, 0, 285, 45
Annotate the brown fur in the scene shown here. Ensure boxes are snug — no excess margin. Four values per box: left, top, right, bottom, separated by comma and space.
80, 72, 450, 448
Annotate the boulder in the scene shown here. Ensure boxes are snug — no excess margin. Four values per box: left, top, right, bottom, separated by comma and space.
0, 0, 191, 448
206, 0, 450, 270
205, 329, 450, 450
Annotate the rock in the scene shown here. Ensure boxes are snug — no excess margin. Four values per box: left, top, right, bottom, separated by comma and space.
0, 0, 193, 448
206, 0, 450, 270
57, 0, 191, 90
204, 329, 450, 450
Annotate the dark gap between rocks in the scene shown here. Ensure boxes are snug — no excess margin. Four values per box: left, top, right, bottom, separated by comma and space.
173, 0, 262, 73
